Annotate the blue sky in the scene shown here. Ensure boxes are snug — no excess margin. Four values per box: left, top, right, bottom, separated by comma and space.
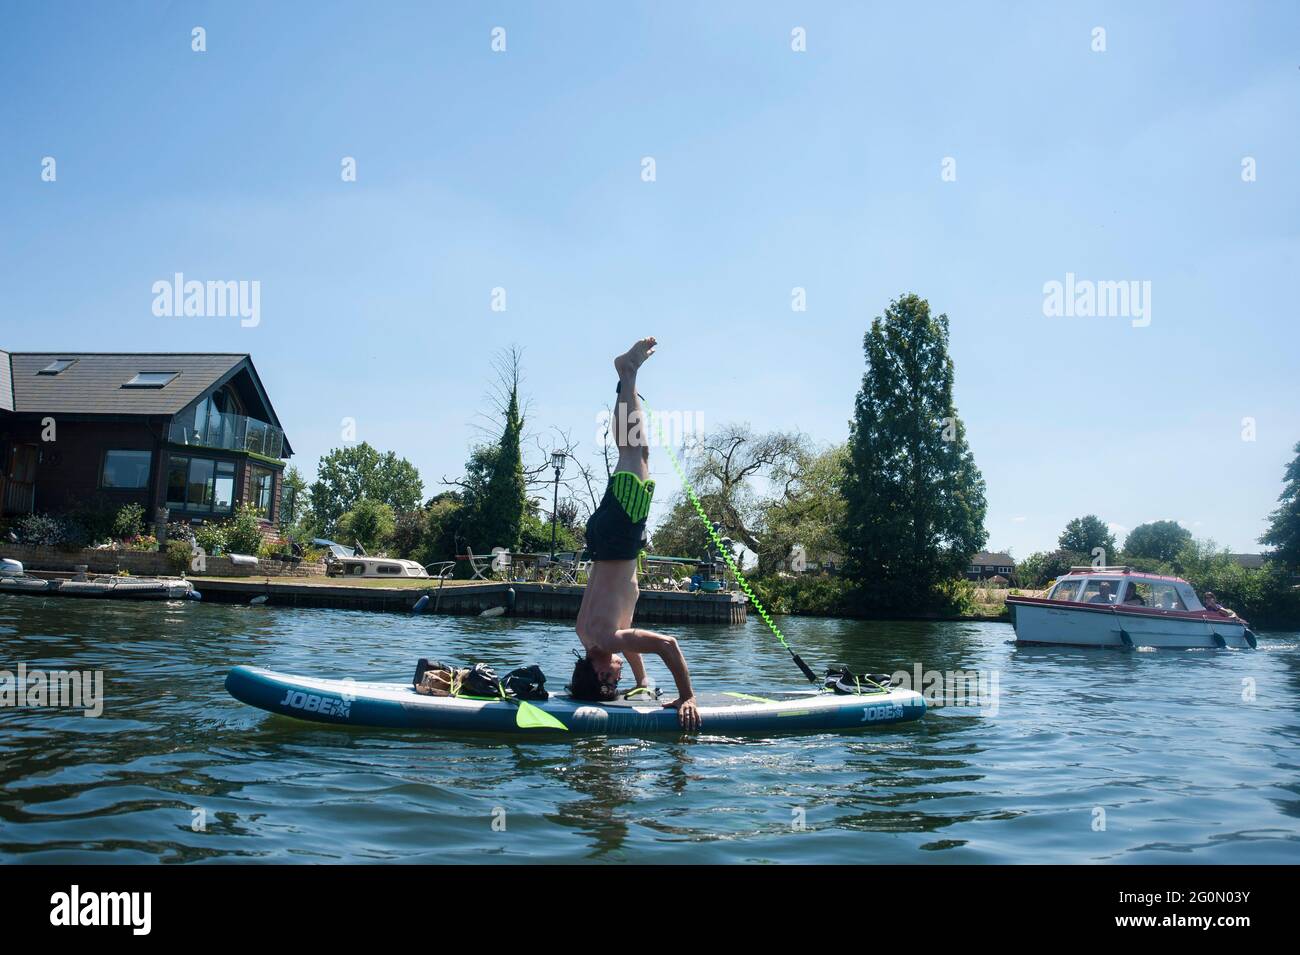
2, 1, 1297, 557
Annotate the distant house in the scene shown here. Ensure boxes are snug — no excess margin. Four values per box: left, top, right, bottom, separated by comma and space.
967, 551, 1016, 581
0, 351, 292, 528
1229, 553, 1266, 570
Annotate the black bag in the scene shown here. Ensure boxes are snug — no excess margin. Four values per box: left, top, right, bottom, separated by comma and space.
502, 665, 549, 701
461, 663, 503, 698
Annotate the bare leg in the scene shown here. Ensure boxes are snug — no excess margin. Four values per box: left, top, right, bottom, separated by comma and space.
612, 337, 655, 480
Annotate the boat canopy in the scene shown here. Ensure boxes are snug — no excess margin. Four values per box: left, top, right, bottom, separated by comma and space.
1048, 574, 1204, 612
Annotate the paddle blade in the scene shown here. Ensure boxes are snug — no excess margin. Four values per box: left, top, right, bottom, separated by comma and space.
515, 699, 568, 731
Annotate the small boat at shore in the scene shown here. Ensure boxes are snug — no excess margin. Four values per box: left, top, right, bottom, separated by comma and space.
0, 559, 195, 601
325, 556, 430, 579
1006, 566, 1255, 650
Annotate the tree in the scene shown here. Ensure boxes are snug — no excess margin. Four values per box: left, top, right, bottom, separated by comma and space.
652, 496, 721, 560
1014, 549, 1087, 588
336, 498, 396, 553
759, 444, 848, 574
459, 362, 527, 552
1260, 440, 1300, 570
1123, 520, 1192, 563
308, 443, 423, 534
1059, 515, 1116, 560
840, 293, 988, 606
675, 422, 809, 559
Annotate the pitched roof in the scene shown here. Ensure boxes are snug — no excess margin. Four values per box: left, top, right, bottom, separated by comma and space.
4, 352, 247, 416
974, 551, 1016, 565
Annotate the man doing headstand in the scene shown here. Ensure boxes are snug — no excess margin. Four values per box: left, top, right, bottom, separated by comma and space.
570, 337, 701, 731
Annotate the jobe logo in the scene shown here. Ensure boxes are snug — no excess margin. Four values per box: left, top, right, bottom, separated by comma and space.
860, 703, 904, 723
278, 689, 351, 719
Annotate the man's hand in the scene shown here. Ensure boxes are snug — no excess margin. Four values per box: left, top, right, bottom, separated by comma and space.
665, 696, 701, 732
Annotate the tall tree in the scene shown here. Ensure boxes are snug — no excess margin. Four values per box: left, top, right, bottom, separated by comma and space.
1260, 440, 1300, 569
1059, 515, 1116, 560
308, 442, 423, 534
1123, 520, 1191, 563
841, 293, 988, 606
458, 354, 528, 551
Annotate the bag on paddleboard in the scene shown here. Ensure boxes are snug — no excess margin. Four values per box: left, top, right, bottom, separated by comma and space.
413, 659, 467, 696
412, 659, 549, 700
461, 663, 503, 698
501, 665, 549, 701
824, 663, 895, 695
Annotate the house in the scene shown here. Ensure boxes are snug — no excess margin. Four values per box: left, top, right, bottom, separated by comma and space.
1229, 553, 1266, 570
967, 551, 1016, 581
0, 351, 292, 529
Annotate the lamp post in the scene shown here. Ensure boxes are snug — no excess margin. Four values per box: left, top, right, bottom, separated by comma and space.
549, 450, 567, 559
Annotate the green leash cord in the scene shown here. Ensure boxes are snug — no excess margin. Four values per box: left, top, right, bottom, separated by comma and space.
642, 400, 821, 686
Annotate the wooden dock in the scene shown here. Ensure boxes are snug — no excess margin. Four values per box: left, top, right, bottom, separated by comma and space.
190, 578, 748, 625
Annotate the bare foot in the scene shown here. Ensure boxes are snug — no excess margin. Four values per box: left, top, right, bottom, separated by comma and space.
614, 337, 657, 379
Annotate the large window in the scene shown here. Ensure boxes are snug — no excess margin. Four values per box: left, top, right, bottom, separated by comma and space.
101, 450, 152, 489
250, 466, 275, 519
166, 455, 235, 514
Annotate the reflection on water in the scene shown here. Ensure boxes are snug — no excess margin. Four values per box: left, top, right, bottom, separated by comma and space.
0, 594, 1296, 863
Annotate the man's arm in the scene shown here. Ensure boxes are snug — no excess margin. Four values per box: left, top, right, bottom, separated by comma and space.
623, 649, 650, 687
607, 628, 699, 729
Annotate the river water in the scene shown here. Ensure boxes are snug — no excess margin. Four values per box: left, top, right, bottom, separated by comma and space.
1, 594, 1296, 863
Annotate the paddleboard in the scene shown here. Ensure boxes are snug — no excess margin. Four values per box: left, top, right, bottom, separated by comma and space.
225, 665, 925, 736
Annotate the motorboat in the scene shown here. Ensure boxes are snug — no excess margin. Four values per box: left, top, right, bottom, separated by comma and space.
0, 559, 196, 601
1005, 566, 1256, 649
325, 555, 430, 579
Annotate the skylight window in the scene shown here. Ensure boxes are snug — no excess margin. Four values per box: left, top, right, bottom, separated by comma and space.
38, 359, 77, 375
124, 372, 179, 388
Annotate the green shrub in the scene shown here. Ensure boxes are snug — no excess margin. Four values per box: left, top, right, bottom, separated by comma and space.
14, 513, 69, 547
113, 503, 146, 540
166, 539, 192, 572
224, 503, 266, 556
336, 498, 396, 553
194, 523, 226, 555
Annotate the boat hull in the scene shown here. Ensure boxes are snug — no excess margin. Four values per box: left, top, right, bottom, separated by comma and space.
1007, 597, 1252, 649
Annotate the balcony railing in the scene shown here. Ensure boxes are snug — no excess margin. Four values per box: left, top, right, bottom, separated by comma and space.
168, 409, 286, 459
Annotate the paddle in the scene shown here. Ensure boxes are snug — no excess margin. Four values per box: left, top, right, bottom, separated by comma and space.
456, 691, 569, 730
512, 697, 568, 730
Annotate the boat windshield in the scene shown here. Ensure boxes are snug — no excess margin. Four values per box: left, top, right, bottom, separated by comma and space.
1049, 578, 1083, 601
1119, 579, 1190, 611
1078, 579, 1120, 605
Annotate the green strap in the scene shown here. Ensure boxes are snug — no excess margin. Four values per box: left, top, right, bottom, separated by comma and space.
723, 691, 778, 704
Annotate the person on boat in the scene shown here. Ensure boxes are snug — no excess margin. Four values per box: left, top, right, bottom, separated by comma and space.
1122, 585, 1147, 606
1088, 581, 1117, 604
1203, 592, 1238, 618
570, 337, 701, 731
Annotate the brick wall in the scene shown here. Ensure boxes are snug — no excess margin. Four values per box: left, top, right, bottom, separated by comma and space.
1, 542, 324, 578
